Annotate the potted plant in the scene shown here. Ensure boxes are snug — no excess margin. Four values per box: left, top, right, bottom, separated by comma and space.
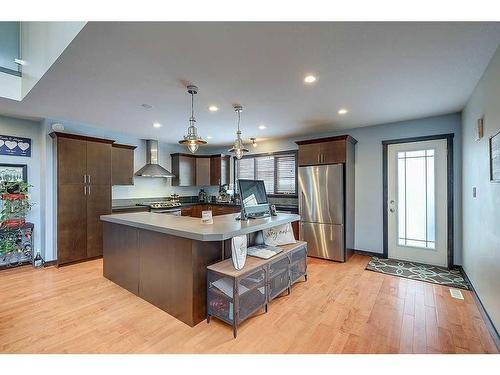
0, 181, 33, 263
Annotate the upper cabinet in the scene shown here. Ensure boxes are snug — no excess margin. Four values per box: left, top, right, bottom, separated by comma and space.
195, 157, 211, 186
111, 144, 136, 185
296, 135, 357, 166
210, 154, 230, 186
171, 153, 231, 187
171, 154, 196, 186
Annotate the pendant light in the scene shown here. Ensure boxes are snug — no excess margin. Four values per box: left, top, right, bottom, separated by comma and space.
229, 104, 249, 159
179, 85, 207, 153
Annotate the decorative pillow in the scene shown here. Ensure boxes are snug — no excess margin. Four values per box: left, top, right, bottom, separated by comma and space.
262, 223, 296, 246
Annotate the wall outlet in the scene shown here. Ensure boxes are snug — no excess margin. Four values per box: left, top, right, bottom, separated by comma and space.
472, 187, 477, 198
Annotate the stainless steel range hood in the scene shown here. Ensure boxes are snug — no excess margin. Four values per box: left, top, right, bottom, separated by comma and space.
135, 140, 175, 178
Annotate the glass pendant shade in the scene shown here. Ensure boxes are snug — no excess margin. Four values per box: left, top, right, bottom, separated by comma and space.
178, 85, 206, 153
228, 105, 249, 159
187, 141, 199, 153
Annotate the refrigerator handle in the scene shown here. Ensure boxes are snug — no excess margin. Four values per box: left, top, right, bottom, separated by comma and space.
299, 192, 304, 215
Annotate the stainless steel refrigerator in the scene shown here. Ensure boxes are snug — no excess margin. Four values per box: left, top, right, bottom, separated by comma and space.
298, 164, 354, 261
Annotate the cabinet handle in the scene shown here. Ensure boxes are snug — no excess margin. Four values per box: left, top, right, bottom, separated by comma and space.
83, 175, 86, 183
84, 186, 87, 195
88, 185, 91, 195
88, 175, 91, 184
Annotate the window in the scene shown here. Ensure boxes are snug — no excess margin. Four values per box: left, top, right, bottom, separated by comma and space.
397, 149, 435, 249
234, 151, 298, 196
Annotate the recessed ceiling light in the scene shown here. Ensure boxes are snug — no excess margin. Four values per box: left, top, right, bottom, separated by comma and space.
141, 103, 153, 109
208, 105, 219, 112
258, 124, 266, 130
206, 135, 213, 139
153, 122, 162, 128
338, 108, 348, 115
304, 75, 317, 84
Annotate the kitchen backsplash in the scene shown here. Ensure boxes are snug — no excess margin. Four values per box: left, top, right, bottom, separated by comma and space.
113, 195, 298, 208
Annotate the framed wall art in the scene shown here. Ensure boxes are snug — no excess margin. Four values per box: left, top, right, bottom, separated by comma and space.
0, 135, 32, 157
0, 164, 28, 183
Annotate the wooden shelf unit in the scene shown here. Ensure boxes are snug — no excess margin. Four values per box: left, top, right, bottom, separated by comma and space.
206, 241, 307, 338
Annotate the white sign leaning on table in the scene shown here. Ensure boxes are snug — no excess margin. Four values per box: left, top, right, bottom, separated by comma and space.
262, 223, 296, 246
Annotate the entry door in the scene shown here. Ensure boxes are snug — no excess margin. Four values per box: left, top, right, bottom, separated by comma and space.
387, 139, 448, 266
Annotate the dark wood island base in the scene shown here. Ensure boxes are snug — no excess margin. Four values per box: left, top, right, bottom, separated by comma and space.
103, 222, 222, 326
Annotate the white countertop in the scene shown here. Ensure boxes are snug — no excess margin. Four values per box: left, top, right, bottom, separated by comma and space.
100, 212, 300, 241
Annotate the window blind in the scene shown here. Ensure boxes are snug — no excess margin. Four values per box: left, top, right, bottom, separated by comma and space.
276, 155, 296, 194
235, 151, 297, 195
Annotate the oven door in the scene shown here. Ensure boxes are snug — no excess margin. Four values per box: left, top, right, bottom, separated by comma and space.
152, 208, 182, 216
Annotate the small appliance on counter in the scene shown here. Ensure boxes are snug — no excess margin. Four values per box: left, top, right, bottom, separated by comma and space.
216, 184, 232, 203
198, 188, 208, 203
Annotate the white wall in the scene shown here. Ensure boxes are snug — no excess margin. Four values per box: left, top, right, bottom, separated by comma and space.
0, 115, 43, 254
0, 72, 22, 101
240, 113, 462, 260
20, 22, 86, 98
462, 46, 500, 332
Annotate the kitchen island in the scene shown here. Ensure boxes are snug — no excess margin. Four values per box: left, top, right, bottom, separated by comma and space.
100, 212, 300, 326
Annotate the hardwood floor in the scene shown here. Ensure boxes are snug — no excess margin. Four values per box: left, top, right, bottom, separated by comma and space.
0, 254, 497, 354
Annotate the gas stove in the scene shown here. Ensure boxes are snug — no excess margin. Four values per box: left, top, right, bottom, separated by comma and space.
137, 201, 182, 209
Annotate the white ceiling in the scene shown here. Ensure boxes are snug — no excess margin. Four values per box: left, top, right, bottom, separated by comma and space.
0, 22, 499, 145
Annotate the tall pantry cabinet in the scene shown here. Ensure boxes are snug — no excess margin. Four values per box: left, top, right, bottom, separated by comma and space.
50, 132, 113, 265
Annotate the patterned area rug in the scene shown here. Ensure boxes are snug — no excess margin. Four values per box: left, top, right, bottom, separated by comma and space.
366, 257, 470, 290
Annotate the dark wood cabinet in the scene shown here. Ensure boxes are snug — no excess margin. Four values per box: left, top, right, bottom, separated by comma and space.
87, 141, 112, 185
297, 143, 320, 166
181, 206, 193, 216
210, 155, 230, 186
195, 157, 211, 186
172, 153, 230, 187
57, 184, 87, 264
51, 132, 113, 266
182, 204, 240, 218
291, 220, 299, 240
86, 184, 112, 258
112, 144, 136, 185
297, 135, 356, 166
171, 154, 196, 186
57, 137, 87, 185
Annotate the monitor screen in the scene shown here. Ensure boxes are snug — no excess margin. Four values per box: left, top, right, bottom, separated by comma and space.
238, 179, 269, 217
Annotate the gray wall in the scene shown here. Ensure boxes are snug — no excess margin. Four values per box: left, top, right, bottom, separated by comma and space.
462, 46, 500, 332
240, 113, 462, 260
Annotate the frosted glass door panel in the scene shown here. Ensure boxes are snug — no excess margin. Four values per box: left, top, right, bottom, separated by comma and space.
397, 150, 435, 249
